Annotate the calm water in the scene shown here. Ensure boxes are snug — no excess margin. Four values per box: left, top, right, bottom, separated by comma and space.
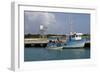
24, 47, 90, 61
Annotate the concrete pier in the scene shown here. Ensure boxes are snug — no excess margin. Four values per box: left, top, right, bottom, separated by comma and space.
24, 38, 49, 47
24, 38, 49, 44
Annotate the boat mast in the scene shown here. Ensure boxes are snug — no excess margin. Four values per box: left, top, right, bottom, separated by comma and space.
69, 15, 74, 35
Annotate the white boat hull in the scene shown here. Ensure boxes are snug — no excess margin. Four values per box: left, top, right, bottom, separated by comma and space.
47, 46, 63, 50
63, 40, 85, 49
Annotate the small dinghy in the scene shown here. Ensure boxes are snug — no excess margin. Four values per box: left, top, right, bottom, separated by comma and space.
46, 39, 63, 50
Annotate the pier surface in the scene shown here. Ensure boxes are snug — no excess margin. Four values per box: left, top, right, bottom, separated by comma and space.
24, 38, 49, 44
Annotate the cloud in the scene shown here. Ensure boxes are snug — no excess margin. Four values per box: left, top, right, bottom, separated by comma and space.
24, 11, 57, 34
24, 11, 90, 34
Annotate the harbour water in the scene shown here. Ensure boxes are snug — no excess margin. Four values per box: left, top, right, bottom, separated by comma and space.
24, 47, 90, 61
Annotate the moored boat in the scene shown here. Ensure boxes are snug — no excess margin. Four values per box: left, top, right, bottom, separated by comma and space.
63, 16, 87, 49
46, 38, 63, 50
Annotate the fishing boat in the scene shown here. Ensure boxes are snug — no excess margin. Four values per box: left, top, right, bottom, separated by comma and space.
63, 16, 86, 49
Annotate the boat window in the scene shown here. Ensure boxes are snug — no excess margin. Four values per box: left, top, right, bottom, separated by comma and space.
71, 35, 75, 37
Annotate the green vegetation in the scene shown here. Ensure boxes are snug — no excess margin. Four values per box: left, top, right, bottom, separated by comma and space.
24, 33, 66, 38
82, 34, 90, 39
25, 33, 43, 38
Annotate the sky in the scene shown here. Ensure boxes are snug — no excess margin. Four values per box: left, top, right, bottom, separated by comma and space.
24, 11, 90, 35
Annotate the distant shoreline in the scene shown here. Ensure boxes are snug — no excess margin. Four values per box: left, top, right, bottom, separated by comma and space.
24, 33, 90, 39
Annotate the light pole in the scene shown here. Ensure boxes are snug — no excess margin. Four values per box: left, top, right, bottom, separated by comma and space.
40, 24, 47, 38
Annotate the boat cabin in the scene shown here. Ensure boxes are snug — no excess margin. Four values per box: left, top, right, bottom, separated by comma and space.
69, 32, 83, 41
